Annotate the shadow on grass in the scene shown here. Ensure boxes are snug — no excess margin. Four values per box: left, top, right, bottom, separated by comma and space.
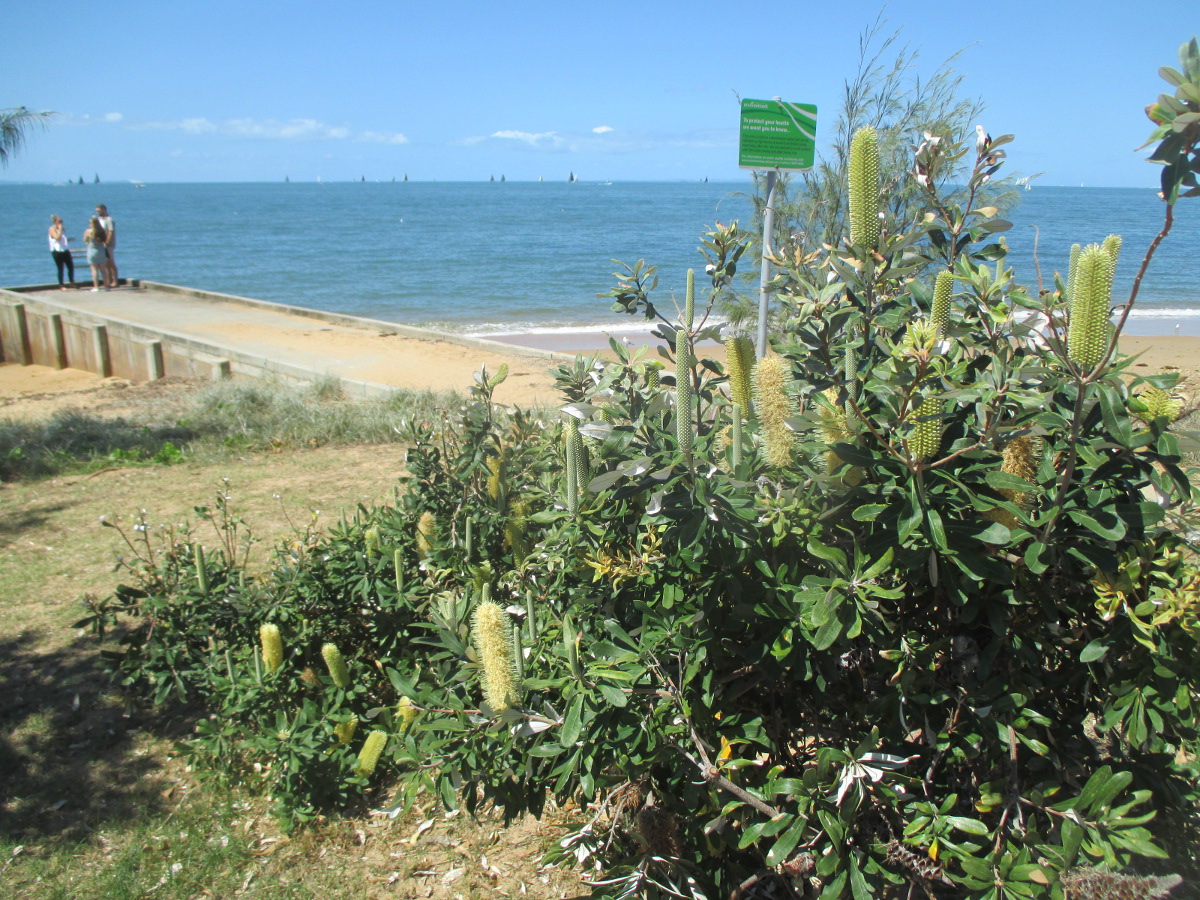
0, 412, 203, 481
0, 631, 189, 846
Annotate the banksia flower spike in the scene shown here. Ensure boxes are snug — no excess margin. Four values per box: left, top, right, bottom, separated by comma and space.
333, 716, 358, 745
676, 328, 695, 457
1067, 244, 1115, 371
908, 394, 944, 463
321, 642, 352, 690
819, 388, 862, 484
564, 417, 586, 515
753, 355, 799, 469
397, 696, 419, 729
355, 730, 388, 777
848, 125, 881, 249
986, 434, 1042, 528
724, 333, 755, 415
194, 545, 208, 594
363, 525, 381, 559
1067, 243, 1082, 300
416, 511, 437, 558
931, 270, 954, 337
684, 268, 695, 330
1102, 233, 1122, 278
473, 599, 520, 713
260, 623, 284, 673
1141, 386, 1182, 423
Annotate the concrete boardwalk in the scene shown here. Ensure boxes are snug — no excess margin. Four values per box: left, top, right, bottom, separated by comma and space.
1, 281, 571, 407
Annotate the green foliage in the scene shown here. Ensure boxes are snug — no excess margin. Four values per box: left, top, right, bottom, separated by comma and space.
85, 43, 1200, 897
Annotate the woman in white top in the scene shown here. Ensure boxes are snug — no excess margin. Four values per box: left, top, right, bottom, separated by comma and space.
48, 215, 74, 289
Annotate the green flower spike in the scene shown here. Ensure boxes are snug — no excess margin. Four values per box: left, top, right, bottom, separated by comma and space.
724, 333, 755, 415
676, 328, 695, 456
931, 270, 954, 337
908, 395, 944, 463
1067, 244, 1115, 370
848, 125, 881, 249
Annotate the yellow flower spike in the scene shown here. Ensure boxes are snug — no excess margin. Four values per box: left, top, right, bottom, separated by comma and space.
416, 511, 437, 558
848, 125, 881, 249
321, 642, 352, 690
333, 716, 358, 745
259, 623, 284, 673
986, 435, 1043, 528
908, 395, 944, 463
1141, 386, 1182, 423
473, 600, 519, 713
753, 355, 799, 469
398, 696, 419, 728
355, 730, 387, 777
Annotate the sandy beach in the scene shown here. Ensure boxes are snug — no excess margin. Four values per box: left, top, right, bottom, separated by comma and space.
1, 331, 1195, 418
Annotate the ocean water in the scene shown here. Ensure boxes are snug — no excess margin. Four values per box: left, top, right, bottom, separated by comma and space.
0, 181, 1196, 337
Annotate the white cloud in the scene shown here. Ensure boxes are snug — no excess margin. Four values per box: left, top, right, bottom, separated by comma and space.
137, 116, 393, 142
592, 125, 613, 134
490, 130, 565, 149
104, 112, 124, 123
358, 131, 409, 144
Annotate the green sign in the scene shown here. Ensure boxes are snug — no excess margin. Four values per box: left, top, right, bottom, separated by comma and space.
738, 98, 817, 172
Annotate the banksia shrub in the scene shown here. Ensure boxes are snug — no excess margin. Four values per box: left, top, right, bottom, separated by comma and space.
333, 716, 358, 745
355, 730, 387, 777
1067, 243, 1115, 370
724, 333, 755, 414
321, 642, 352, 690
986, 434, 1042, 528
416, 511, 437, 558
753, 355, 798, 469
260, 623, 284, 673
676, 328, 695, 456
908, 394, 944, 463
473, 600, 519, 713
848, 125, 881, 249
931, 270, 954, 336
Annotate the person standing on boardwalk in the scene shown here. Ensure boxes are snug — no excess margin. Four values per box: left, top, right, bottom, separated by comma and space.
83, 216, 109, 291
95, 203, 117, 288
47, 214, 74, 289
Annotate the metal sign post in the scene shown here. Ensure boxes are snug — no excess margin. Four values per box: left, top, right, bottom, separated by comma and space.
738, 98, 817, 358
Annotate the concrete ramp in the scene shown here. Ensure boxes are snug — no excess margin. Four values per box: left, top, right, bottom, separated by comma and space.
0, 280, 572, 400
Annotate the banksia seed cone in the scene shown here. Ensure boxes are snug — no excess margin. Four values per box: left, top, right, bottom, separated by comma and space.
753, 356, 798, 469
637, 805, 683, 858
908, 395, 944, 462
724, 333, 755, 414
473, 600, 519, 713
931, 270, 954, 337
355, 730, 387, 777
260, 623, 284, 673
416, 511, 437, 558
333, 716, 358, 745
676, 329, 695, 456
848, 126, 881, 249
986, 435, 1042, 528
1142, 386, 1182, 422
322, 642, 352, 689
1060, 868, 1182, 900
1067, 244, 1115, 370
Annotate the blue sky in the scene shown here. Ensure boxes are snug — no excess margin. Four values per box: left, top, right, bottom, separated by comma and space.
1, 0, 1190, 186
